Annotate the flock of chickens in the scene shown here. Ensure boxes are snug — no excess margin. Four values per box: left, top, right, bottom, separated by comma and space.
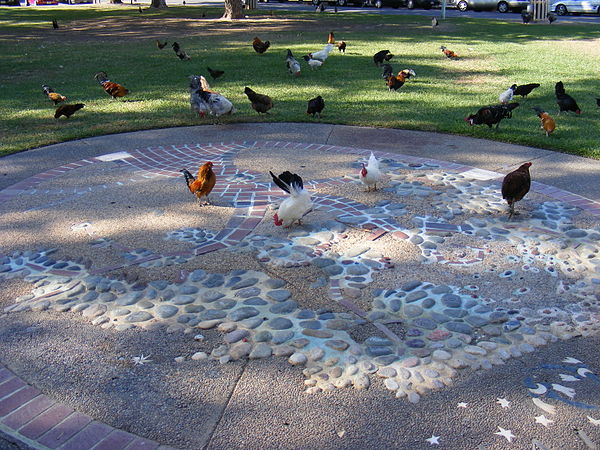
180, 149, 531, 226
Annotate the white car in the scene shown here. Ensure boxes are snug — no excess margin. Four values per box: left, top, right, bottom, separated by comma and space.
550, 0, 600, 14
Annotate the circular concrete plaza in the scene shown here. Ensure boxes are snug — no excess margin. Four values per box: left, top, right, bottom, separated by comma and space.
1, 125, 600, 449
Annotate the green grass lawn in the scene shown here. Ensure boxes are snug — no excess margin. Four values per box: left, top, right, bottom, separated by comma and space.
0, 5, 599, 158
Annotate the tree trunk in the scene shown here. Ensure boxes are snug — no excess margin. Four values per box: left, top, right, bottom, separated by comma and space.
222, 0, 244, 19
150, 0, 167, 7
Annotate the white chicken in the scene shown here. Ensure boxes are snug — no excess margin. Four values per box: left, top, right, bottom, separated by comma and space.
308, 43, 334, 62
286, 49, 301, 76
270, 171, 313, 227
189, 75, 235, 122
359, 152, 382, 192
302, 55, 323, 69
499, 84, 516, 104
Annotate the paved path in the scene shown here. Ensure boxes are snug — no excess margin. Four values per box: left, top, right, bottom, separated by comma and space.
1, 124, 600, 450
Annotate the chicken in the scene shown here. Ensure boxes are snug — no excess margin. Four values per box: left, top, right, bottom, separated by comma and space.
52, 19, 59, 29
514, 83, 540, 98
286, 49, 301, 77
180, 162, 217, 205
172, 42, 191, 60
373, 50, 393, 66
42, 85, 67, 105
548, 12, 556, 23
596, 98, 600, 107
359, 152, 382, 192
432, 17, 439, 27
465, 103, 519, 129
440, 45, 458, 59
54, 103, 84, 119
386, 71, 409, 91
94, 71, 129, 99
156, 40, 167, 49
555, 81, 581, 115
499, 85, 516, 104
336, 41, 346, 53
189, 75, 235, 121
381, 63, 393, 79
501, 162, 532, 219
244, 87, 273, 114
303, 55, 323, 69
308, 43, 334, 62
327, 31, 335, 44
307, 95, 324, 119
521, 10, 532, 23
269, 171, 313, 227
399, 69, 416, 80
532, 107, 556, 137
253, 37, 270, 54
207, 67, 224, 80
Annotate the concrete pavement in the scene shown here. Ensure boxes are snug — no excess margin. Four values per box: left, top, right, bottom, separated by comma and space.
1, 123, 600, 450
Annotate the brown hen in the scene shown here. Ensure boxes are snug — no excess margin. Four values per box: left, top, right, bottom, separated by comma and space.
501, 162, 532, 219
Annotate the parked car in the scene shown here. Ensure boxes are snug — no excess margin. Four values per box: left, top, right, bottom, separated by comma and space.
0, 0, 20, 5
451, 0, 528, 11
550, 0, 600, 14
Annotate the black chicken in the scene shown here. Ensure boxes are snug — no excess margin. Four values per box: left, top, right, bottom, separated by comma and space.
172, 42, 191, 61
52, 19, 59, 29
307, 95, 325, 119
373, 50, 393, 66
596, 98, 600, 107
502, 162, 532, 219
465, 103, 519, 129
381, 63, 393, 79
521, 10, 532, 23
555, 81, 581, 115
548, 13, 556, 23
513, 83, 540, 98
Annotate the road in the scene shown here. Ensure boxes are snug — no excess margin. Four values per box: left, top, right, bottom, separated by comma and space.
182, 0, 600, 23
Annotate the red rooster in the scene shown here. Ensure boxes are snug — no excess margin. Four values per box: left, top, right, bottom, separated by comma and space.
181, 162, 217, 205
94, 71, 129, 99
501, 162, 532, 219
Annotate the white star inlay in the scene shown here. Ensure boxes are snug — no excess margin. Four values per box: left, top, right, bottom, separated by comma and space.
496, 398, 511, 408
535, 415, 554, 427
495, 426, 515, 442
426, 435, 440, 445
457, 402, 468, 408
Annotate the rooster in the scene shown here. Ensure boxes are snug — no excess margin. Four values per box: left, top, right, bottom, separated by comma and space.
156, 40, 168, 49
94, 72, 129, 99
189, 75, 235, 122
359, 152, 382, 192
207, 67, 224, 80
337, 41, 346, 53
399, 69, 416, 80
307, 43, 334, 62
303, 55, 323, 69
465, 103, 519, 129
54, 103, 84, 119
42, 85, 67, 105
514, 83, 540, 98
172, 42, 191, 60
244, 87, 273, 114
307, 95, 324, 119
286, 49, 301, 77
499, 85, 516, 104
373, 50, 393, 66
327, 31, 335, 44
555, 81, 581, 115
440, 45, 458, 59
501, 162, 532, 219
532, 107, 556, 137
253, 37, 270, 54
386, 71, 409, 91
269, 171, 313, 228
181, 162, 217, 206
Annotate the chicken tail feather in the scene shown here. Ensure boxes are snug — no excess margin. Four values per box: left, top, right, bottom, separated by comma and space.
180, 169, 195, 188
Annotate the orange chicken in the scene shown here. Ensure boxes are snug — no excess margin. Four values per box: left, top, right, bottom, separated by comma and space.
533, 107, 556, 137
181, 162, 217, 205
94, 71, 129, 99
